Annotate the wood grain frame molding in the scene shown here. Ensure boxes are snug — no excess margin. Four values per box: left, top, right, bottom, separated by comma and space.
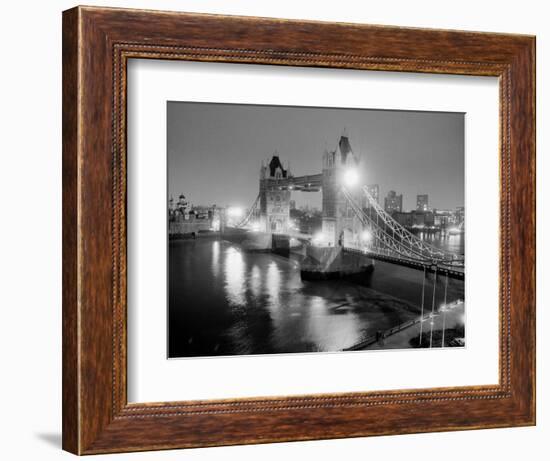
62, 5, 535, 455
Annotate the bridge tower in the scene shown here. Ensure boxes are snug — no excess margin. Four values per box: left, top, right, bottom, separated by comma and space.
259, 155, 291, 233
322, 134, 364, 246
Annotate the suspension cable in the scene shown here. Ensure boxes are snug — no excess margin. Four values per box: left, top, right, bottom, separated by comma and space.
441, 274, 449, 347
360, 186, 462, 264
429, 265, 438, 348
341, 187, 435, 263
419, 266, 426, 346
236, 193, 260, 228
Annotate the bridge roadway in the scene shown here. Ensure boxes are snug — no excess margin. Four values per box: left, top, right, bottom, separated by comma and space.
268, 231, 465, 281
342, 246, 465, 280
273, 231, 313, 241
264, 173, 323, 191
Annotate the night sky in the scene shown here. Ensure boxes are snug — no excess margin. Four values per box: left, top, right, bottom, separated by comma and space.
167, 102, 464, 212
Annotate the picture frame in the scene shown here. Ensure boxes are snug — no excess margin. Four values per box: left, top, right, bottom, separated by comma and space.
62, 5, 535, 455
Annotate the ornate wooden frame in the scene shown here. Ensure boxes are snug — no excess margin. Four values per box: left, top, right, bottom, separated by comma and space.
62, 6, 536, 455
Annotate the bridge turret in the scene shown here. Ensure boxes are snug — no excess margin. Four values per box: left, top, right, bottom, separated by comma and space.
321, 134, 363, 246
268, 154, 289, 178
322, 135, 359, 171
337, 134, 359, 167
259, 154, 292, 233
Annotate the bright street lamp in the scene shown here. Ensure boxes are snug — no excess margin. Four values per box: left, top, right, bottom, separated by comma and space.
312, 232, 325, 246
360, 229, 373, 243
342, 168, 359, 187
227, 206, 244, 218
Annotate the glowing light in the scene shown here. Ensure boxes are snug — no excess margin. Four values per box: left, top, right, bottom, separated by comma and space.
289, 238, 300, 248
361, 230, 373, 243
342, 168, 359, 187
210, 217, 220, 231
251, 222, 261, 232
224, 248, 245, 306
312, 232, 325, 246
227, 206, 244, 218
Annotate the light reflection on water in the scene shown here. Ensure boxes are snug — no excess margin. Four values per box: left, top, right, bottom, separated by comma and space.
249, 265, 261, 298
168, 237, 464, 358
224, 247, 246, 308
210, 240, 220, 277
417, 232, 464, 255
266, 261, 281, 307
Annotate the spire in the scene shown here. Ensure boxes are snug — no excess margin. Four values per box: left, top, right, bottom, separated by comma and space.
268, 153, 288, 178
338, 131, 357, 165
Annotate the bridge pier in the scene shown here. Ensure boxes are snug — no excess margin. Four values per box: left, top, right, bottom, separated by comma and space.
300, 245, 374, 280
271, 234, 290, 257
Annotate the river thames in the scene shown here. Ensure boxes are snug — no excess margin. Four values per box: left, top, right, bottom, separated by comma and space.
168, 233, 465, 358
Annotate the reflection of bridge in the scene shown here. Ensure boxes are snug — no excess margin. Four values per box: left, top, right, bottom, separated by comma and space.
234, 134, 464, 278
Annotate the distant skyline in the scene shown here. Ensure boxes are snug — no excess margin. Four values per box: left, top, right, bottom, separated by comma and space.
168, 102, 464, 212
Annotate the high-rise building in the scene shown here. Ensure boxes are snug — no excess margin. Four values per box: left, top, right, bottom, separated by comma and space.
366, 184, 380, 205
289, 199, 296, 211
416, 194, 429, 211
455, 206, 465, 224
384, 190, 403, 214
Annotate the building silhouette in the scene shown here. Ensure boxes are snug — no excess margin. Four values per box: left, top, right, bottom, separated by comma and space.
384, 190, 403, 214
366, 184, 380, 205
416, 194, 429, 211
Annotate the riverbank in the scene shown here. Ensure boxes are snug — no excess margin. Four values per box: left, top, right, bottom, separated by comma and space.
169, 229, 221, 240
361, 302, 465, 350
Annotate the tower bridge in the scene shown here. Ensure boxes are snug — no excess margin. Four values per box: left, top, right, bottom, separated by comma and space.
233, 134, 464, 279
245, 135, 365, 245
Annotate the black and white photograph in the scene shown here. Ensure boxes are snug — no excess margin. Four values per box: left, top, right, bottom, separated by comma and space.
1, 0, 541, 458
167, 102, 466, 358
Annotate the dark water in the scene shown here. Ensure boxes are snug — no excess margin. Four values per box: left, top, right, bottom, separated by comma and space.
168, 234, 465, 358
